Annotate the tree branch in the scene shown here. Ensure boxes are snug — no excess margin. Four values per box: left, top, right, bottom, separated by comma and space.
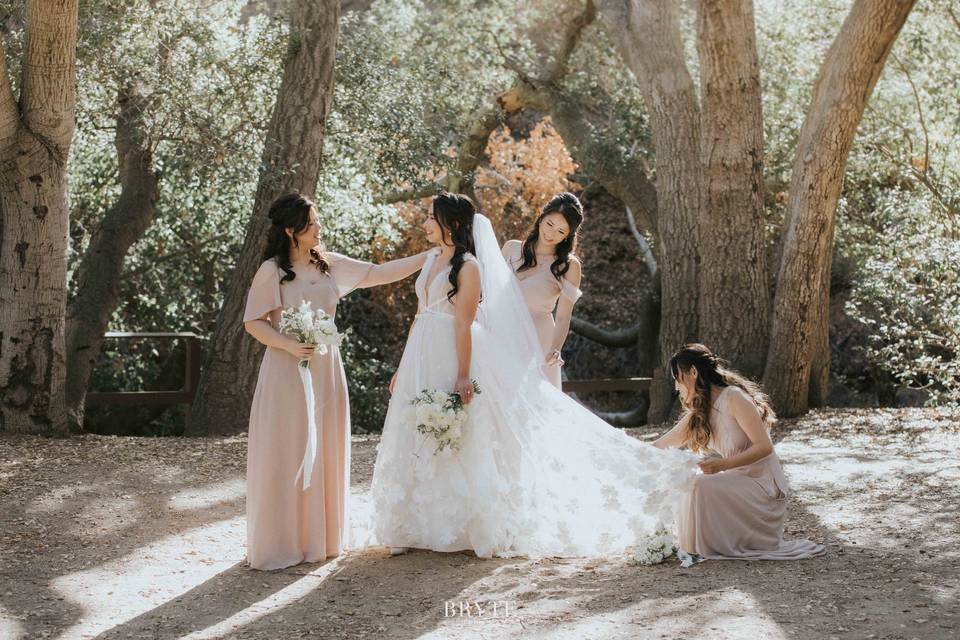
625, 204, 657, 279
570, 316, 641, 347
21, 0, 79, 155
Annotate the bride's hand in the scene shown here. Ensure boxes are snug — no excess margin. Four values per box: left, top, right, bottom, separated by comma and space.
389, 371, 398, 395
455, 376, 475, 404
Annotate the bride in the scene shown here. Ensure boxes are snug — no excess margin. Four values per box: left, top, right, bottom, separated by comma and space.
368, 192, 695, 558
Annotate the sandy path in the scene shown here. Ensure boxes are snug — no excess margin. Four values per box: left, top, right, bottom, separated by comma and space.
1, 408, 957, 639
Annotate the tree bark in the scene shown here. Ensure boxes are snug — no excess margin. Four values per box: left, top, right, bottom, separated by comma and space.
695, 0, 769, 378
595, 0, 702, 422
65, 86, 159, 430
764, 0, 916, 416
186, 0, 340, 436
0, 0, 79, 435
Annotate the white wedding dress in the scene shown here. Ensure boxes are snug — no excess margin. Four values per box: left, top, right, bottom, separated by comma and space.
366, 215, 696, 558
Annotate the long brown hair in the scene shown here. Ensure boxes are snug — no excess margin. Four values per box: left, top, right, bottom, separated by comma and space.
517, 192, 583, 280
263, 193, 329, 284
431, 192, 477, 302
669, 343, 776, 453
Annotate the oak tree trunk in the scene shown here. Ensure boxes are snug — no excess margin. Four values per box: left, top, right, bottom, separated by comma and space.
596, 0, 702, 422
695, 0, 769, 378
0, 0, 79, 435
65, 86, 159, 430
186, 0, 340, 435
764, 0, 916, 416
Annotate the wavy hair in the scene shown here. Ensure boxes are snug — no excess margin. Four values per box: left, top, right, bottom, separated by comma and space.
431, 192, 477, 302
262, 193, 328, 284
517, 192, 584, 280
669, 343, 776, 453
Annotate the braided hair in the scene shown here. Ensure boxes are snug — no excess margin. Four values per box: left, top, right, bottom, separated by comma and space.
262, 193, 328, 284
432, 192, 477, 302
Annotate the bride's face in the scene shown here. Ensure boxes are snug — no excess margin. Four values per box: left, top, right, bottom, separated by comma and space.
423, 211, 448, 246
538, 212, 571, 249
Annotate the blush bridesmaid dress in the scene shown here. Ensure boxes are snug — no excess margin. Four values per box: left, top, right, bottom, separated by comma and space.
503, 240, 582, 388
242, 253, 373, 570
678, 385, 826, 560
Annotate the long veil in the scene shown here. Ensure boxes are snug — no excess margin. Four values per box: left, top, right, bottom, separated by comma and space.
464, 213, 698, 557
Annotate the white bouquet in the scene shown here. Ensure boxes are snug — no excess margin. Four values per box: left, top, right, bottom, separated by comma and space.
278, 300, 344, 491
410, 380, 481, 456
279, 299, 344, 368
628, 527, 679, 566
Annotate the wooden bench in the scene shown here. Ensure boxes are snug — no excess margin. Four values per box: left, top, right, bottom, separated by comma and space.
86, 332, 201, 407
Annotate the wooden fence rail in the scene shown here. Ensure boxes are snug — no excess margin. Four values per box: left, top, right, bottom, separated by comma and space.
86, 332, 649, 408
86, 332, 201, 407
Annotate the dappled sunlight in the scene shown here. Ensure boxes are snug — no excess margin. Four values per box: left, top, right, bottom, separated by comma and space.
179, 559, 344, 640
0, 604, 24, 640
51, 516, 244, 640
168, 478, 246, 512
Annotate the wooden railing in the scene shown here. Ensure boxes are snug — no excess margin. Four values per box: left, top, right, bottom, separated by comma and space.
86, 332, 201, 407
562, 377, 651, 393
86, 332, 645, 407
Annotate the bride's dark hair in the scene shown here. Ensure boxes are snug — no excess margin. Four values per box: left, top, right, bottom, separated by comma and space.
518, 191, 584, 279
669, 343, 776, 453
262, 193, 328, 284
432, 191, 476, 302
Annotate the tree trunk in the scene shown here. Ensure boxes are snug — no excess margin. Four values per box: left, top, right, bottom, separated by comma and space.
186, 0, 340, 436
0, 0, 79, 435
65, 86, 159, 430
596, 0, 702, 422
695, 0, 769, 378
764, 0, 915, 417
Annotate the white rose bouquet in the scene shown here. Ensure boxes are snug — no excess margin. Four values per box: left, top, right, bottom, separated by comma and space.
628, 527, 679, 566
410, 380, 481, 456
279, 300, 344, 368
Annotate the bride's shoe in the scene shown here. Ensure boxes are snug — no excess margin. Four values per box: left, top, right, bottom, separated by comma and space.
389, 546, 409, 556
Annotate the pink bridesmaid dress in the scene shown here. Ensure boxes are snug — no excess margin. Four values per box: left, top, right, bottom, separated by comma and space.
679, 385, 826, 560
503, 240, 582, 388
243, 253, 373, 570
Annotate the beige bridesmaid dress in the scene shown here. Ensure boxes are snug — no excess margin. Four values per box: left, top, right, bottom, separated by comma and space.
243, 253, 373, 570
504, 241, 582, 388
678, 385, 826, 560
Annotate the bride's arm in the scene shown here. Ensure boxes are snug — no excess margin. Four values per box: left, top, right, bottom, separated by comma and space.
355, 250, 431, 288
453, 260, 482, 404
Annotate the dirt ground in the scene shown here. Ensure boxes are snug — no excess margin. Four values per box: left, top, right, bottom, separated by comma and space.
1, 408, 958, 639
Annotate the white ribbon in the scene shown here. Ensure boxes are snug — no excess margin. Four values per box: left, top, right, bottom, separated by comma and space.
294, 362, 318, 491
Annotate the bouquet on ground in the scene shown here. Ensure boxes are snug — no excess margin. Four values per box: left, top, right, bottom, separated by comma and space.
628, 527, 679, 566
279, 300, 344, 368
410, 380, 481, 456
278, 299, 345, 491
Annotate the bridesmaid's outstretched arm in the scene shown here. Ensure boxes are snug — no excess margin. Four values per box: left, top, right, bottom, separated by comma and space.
355, 250, 432, 289
453, 260, 481, 404
549, 258, 582, 364
653, 413, 689, 449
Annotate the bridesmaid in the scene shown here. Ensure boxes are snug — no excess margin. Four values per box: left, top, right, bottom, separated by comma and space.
500, 192, 584, 388
654, 344, 826, 561
243, 192, 429, 570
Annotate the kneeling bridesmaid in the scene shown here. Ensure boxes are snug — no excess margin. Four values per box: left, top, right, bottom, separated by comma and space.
654, 344, 825, 561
